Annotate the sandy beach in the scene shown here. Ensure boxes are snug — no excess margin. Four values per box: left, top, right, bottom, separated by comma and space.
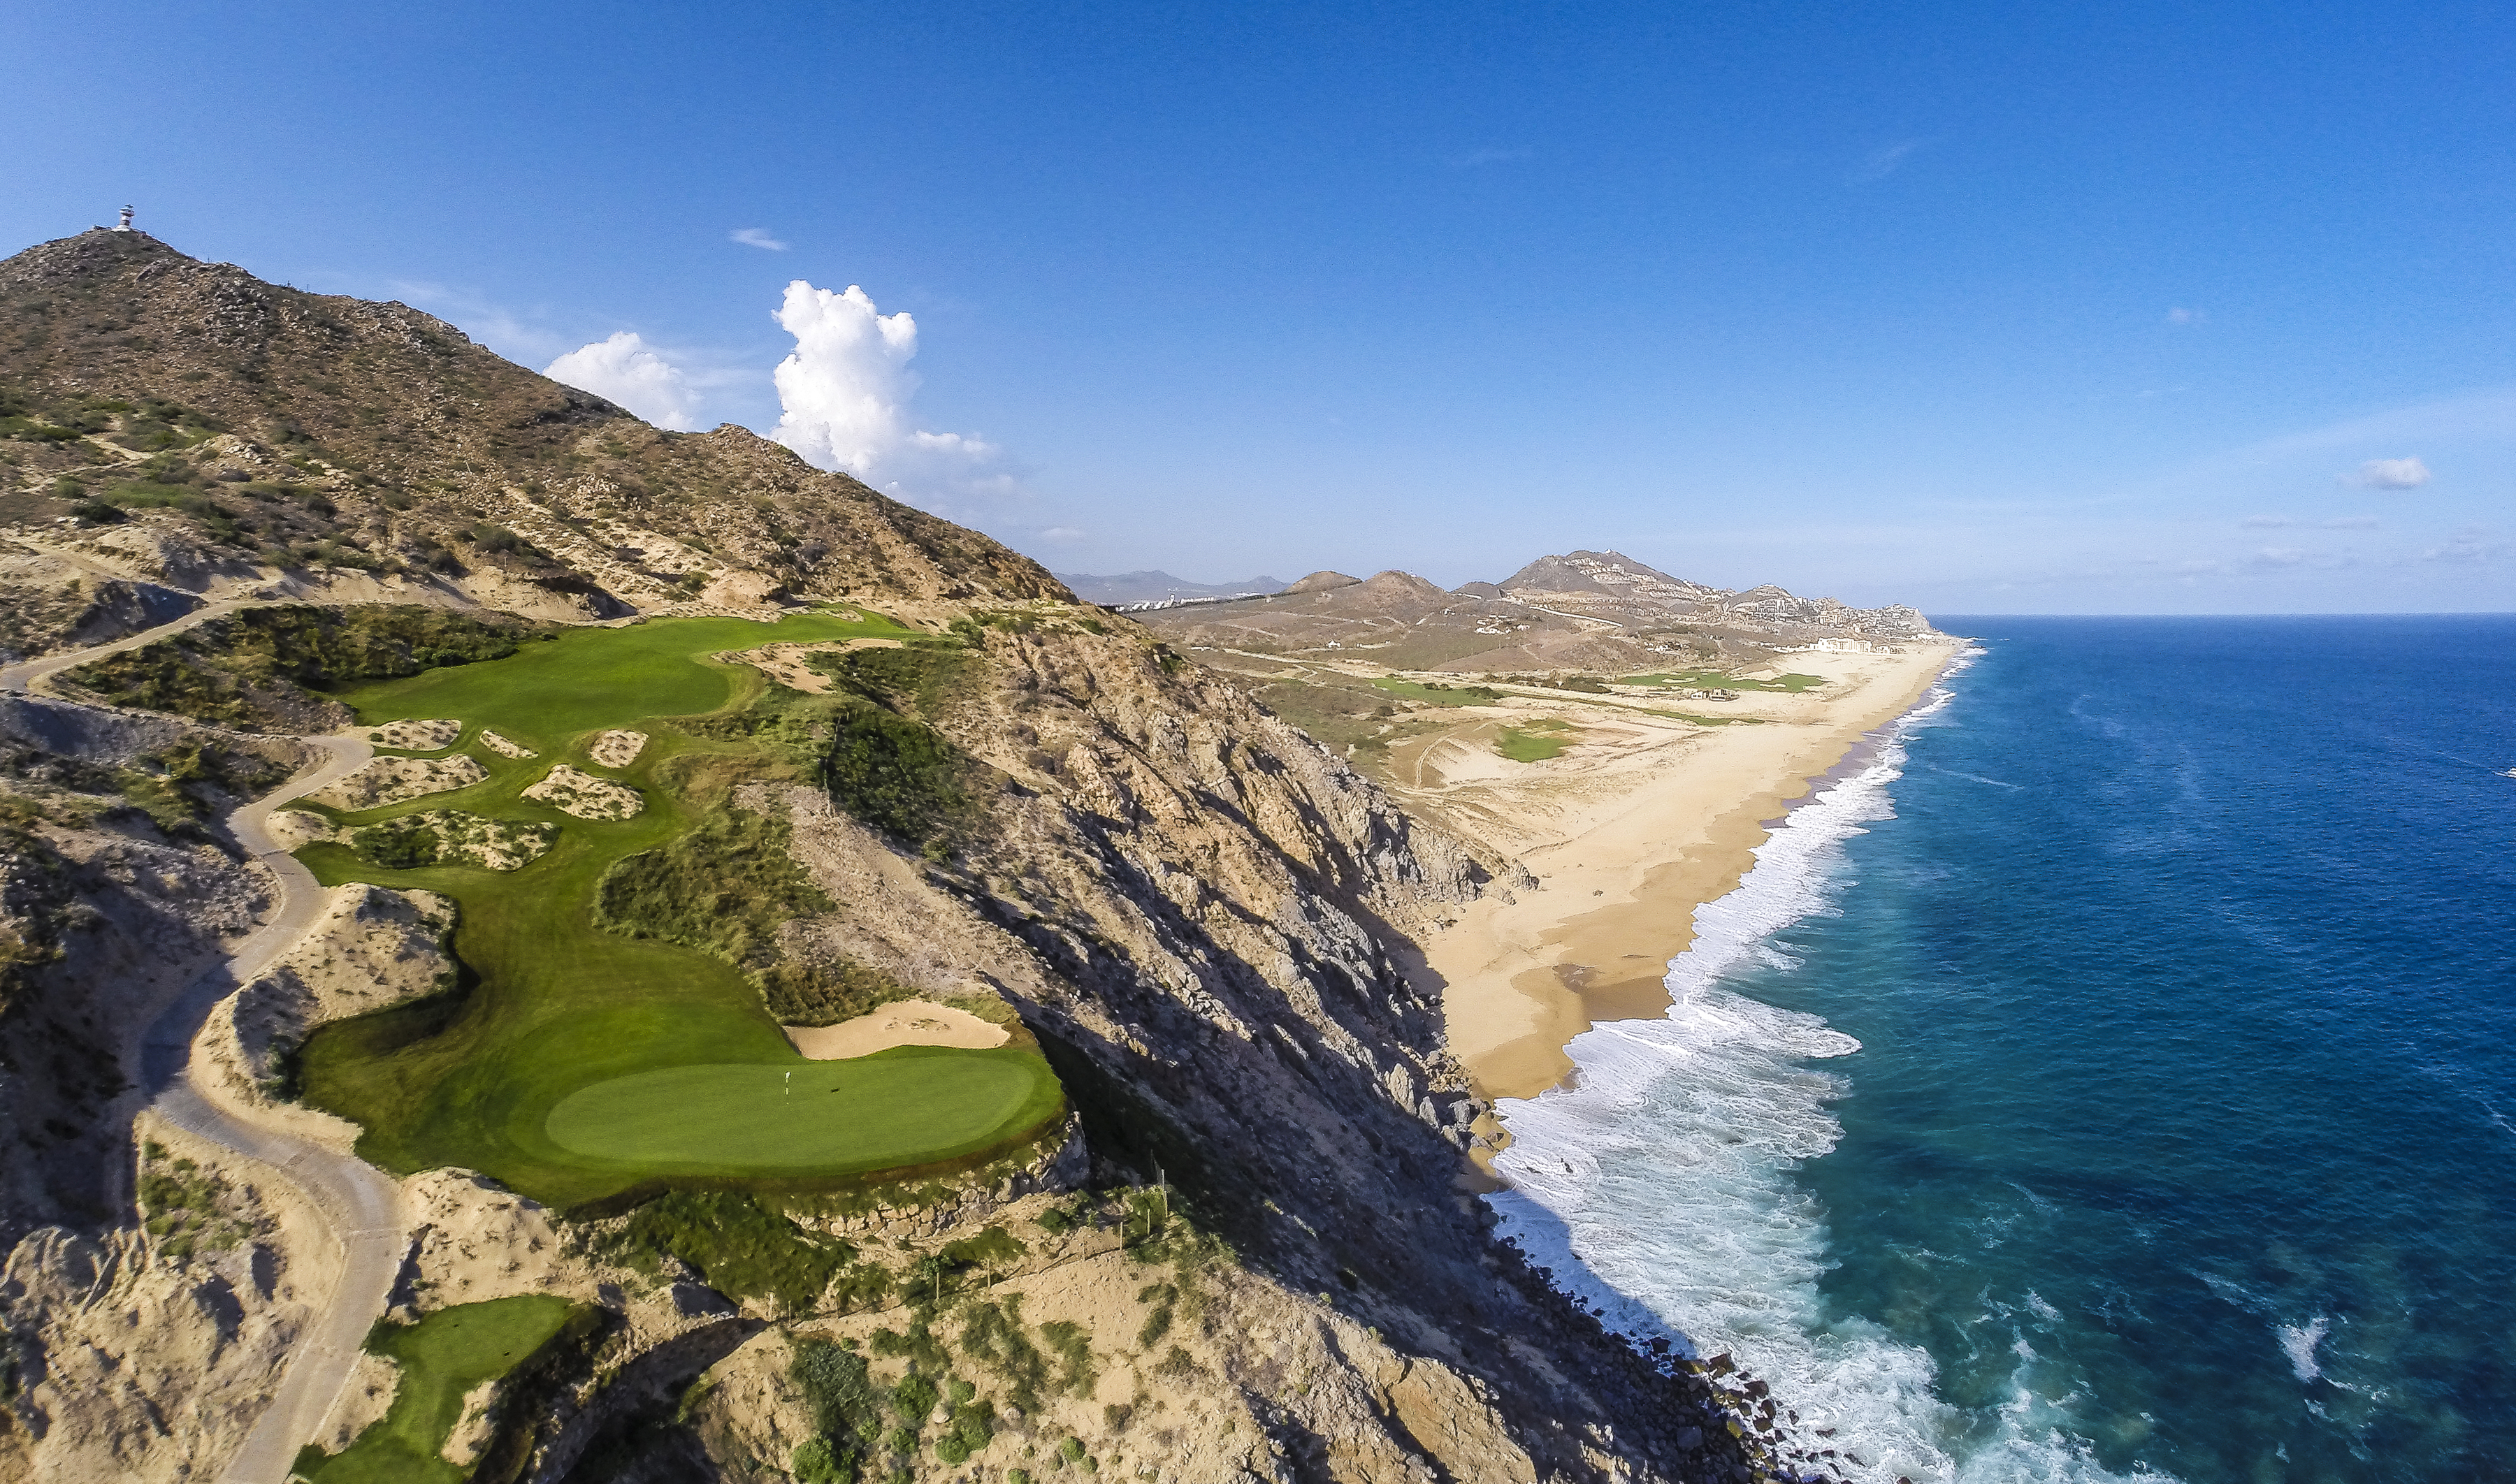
1401, 641, 1961, 1103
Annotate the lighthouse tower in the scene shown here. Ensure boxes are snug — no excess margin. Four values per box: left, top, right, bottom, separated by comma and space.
110, 205, 135, 233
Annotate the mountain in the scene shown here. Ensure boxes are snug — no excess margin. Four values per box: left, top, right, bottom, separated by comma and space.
1129, 546, 1932, 674
0, 231, 1781, 1483
1051, 569, 1286, 604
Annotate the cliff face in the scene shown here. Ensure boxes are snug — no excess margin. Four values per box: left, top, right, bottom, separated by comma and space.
0, 233, 1786, 1484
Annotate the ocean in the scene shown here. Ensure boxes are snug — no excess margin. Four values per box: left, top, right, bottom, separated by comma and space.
1485, 616, 2516, 1483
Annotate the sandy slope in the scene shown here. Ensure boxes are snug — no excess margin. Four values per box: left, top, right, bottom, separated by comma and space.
1417, 643, 1960, 1101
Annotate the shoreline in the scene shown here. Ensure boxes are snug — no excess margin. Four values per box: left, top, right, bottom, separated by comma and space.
1422, 641, 1963, 1106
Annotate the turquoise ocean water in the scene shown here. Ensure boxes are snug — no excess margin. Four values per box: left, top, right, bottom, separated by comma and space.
1487, 616, 2516, 1483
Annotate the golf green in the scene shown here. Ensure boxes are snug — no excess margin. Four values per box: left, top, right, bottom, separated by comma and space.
544, 1052, 1053, 1171
294, 611, 1067, 1205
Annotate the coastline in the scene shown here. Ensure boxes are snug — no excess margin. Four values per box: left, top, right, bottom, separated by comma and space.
1419, 641, 1962, 1105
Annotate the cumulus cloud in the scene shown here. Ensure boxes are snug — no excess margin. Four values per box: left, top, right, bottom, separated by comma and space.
767, 280, 1013, 507
2343, 456, 2431, 490
730, 227, 789, 251
543, 332, 703, 430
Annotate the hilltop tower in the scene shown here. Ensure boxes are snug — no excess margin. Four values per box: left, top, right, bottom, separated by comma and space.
110, 205, 135, 232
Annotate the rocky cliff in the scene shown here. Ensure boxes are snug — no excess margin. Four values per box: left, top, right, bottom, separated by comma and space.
0, 231, 1813, 1484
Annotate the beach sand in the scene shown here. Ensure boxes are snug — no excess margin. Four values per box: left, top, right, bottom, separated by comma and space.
1407, 643, 1959, 1103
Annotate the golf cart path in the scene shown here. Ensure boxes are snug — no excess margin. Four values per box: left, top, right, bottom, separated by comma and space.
3, 613, 405, 1484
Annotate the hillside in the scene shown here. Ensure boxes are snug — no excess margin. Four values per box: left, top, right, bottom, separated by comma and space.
0, 232, 1806, 1484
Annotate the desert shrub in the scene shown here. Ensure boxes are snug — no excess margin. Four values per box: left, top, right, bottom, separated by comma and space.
58, 605, 545, 728
790, 1336, 883, 1481
593, 799, 829, 967
591, 1191, 851, 1315
818, 702, 975, 850
757, 957, 913, 1026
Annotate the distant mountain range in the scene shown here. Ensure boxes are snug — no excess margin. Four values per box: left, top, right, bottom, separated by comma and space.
1117, 549, 1932, 673
1052, 569, 1286, 605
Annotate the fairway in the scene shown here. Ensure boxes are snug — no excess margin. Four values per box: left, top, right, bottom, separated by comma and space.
336, 610, 917, 750
294, 611, 1066, 1206
545, 1050, 1055, 1171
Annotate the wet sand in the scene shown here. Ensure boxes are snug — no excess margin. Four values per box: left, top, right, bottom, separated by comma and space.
1421, 643, 1960, 1100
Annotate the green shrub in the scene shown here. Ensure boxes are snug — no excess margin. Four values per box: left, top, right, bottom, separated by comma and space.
790, 1336, 883, 1481
819, 702, 975, 849
593, 1191, 851, 1314
757, 957, 912, 1026
593, 798, 830, 968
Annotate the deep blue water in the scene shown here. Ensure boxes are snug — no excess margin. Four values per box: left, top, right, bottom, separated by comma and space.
1489, 616, 2516, 1483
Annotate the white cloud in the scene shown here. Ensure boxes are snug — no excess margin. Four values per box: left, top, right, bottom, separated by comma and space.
2242, 515, 2381, 530
1039, 526, 1086, 541
2165, 307, 2203, 325
2421, 525, 2506, 563
2253, 546, 2308, 567
543, 332, 704, 430
767, 280, 1014, 508
730, 228, 789, 251
2342, 455, 2432, 490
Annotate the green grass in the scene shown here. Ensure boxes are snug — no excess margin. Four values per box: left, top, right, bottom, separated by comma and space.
1368, 676, 1503, 706
545, 1049, 1057, 1172
1495, 718, 1573, 762
295, 1295, 576, 1484
1619, 669, 1826, 693
294, 613, 1064, 1207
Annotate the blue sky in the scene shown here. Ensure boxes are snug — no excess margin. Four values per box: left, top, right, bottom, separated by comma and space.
6, 1, 2512, 613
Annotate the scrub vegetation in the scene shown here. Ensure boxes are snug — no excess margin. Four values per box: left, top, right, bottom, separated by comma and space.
59, 604, 547, 728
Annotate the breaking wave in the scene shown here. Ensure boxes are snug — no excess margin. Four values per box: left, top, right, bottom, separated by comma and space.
1484, 654, 2177, 1484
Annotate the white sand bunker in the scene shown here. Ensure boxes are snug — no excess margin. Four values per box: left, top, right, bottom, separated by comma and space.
521, 764, 643, 820
782, 999, 1011, 1061
366, 718, 463, 751
309, 754, 489, 811
588, 729, 647, 767
266, 808, 340, 850
479, 729, 536, 759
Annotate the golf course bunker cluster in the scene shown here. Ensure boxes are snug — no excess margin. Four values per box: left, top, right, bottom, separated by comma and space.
288, 610, 1068, 1207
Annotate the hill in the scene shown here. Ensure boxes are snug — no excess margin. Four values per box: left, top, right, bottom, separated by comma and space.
0, 231, 1788, 1484
1051, 569, 1286, 604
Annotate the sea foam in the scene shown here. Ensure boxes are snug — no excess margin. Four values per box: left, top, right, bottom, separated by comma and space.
1485, 654, 2180, 1484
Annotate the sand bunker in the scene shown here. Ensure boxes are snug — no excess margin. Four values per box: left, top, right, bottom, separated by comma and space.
521, 764, 643, 820
308, 754, 489, 811
366, 718, 463, 751
588, 729, 646, 767
781, 999, 1011, 1061
719, 638, 904, 694
479, 729, 536, 759
266, 809, 339, 850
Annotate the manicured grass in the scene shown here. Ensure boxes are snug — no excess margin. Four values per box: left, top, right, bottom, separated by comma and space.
334, 611, 917, 751
1619, 668, 1825, 693
544, 1047, 1058, 1172
1496, 719, 1573, 762
1369, 676, 1503, 706
294, 613, 1064, 1207
297, 1295, 577, 1484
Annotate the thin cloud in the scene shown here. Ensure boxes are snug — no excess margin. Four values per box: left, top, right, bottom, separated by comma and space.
2166, 307, 2204, 326
384, 279, 568, 363
2421, 525, 2506, 563
2342, 456, 2431, 490
2241, 515, 2381, 530
730, 227, 790, 251
1858, 138, 1925, 179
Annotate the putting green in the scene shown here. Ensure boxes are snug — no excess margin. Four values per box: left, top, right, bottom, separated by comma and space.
544, 1051, 1053, 1171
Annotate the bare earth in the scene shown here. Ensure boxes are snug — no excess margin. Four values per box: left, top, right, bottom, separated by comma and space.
1420, 642, 1960, 1101
780, 999, 1011, 1060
